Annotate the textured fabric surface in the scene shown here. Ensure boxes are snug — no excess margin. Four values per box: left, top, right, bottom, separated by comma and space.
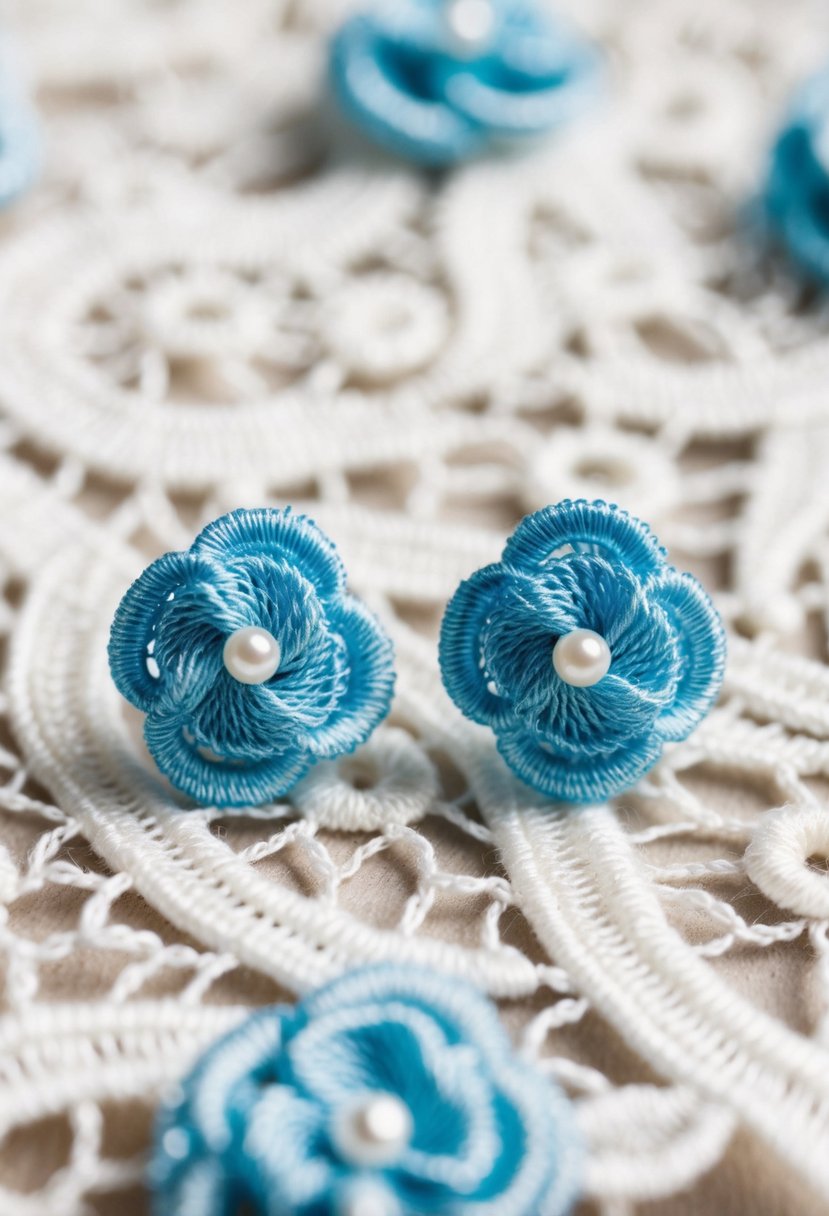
0, 1, 829, 1214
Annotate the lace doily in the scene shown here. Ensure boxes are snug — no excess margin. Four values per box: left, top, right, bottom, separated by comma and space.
1, 1, 829, 1212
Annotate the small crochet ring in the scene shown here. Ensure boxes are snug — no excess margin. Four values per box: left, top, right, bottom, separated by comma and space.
291, 725, 439, 831
149, 964, 582, 1216
108, 508, 395, 809
439, 499, 726, 803
746, 803, 829, 920
329, 0, 600, 166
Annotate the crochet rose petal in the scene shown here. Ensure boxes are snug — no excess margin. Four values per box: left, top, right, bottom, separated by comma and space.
502, 499, 667, 580
109, 550, 202, 713
523, 674, 674, 759
144, 711, 312, 807
497, 725, 662, 803
242, 1087, 332, 1213
439, 564, 523, 731
329, 15, 483, 166
189, 675, 307, 761
150, 1007, 285, 1210
443, 34, 597, 138
649, 571, 726, 742
151, 576, 256, 714
192, 508, 346, 604
301, 597, 395, 759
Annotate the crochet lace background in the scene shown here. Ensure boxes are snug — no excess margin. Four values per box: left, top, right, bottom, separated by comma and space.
0, 0, 828, 1212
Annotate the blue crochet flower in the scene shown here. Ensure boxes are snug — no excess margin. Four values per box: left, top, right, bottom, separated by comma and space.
0, 34, 39, 207
149, 965, 581, 1216
108, 508, 395, 808
765, 66, 829, 284
439, 500, 726, 803
329, 0, 599, 166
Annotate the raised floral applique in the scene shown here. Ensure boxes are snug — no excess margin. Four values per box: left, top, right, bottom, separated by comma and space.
439, 499, 726, 802
150, 965, 581, 1216
108, 508, 395, 808
330, 0, 599, 166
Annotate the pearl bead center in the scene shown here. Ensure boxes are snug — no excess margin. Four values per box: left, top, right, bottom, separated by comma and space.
444, 0, 495, 53
552, 628, 611, 688
222, 626, 281, 685
332, 1092, 413, 1168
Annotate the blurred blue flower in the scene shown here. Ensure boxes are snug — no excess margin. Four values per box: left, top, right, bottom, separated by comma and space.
150, 965, 581, 1216
440, 500, 725, 802
766, 67, 829, 283
329, 0, 599, 166
0, 34, 39, 207
109, 508, 394, 808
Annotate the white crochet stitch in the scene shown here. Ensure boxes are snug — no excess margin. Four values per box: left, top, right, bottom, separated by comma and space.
0, 0, 828, 1213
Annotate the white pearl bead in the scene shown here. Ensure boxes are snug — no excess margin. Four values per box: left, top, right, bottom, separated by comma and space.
332, 1093, 413, 1168
444, 0, 495, 53
552, 628, 612, 688
222, 626, 281, 685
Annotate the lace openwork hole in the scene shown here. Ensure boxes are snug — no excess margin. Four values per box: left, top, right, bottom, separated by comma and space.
340, 757, 379, 792
572, 456, 636, 488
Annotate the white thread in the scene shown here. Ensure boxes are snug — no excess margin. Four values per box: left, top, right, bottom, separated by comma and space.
746, 804, 829, 919
0, 2, 827, 1212
291, 726, 440, 831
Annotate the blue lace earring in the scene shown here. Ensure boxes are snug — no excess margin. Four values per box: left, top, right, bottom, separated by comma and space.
108, 508, 395, 808
149, 964, 581, 1216
329, 0, 600, 166
439, 500, 726, 803
764, 65, 829, 283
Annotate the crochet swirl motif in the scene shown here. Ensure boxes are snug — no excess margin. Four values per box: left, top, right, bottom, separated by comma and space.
329, 0, 600, 165
149, 964, 581, 1216
439, 500, 726, 802
108, 508, 395, 808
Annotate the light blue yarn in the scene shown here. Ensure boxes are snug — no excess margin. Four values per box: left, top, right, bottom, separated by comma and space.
439, 500, 726, 803
108, 508, 395, 808
765, 65, 829, 284
149, 964, 582, 1216
329, 0, 600, 167
0, 34, 39, 207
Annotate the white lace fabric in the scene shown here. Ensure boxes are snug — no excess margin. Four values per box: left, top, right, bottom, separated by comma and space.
0, 0, 829, 1212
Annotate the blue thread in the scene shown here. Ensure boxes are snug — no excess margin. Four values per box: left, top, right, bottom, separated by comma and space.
439, 500, 726, 803
0, 34, 39, 207
765, 66, 829, 284
329, 0, 600, 167
149, 964, 582, 1216
108, 508, 395, 808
